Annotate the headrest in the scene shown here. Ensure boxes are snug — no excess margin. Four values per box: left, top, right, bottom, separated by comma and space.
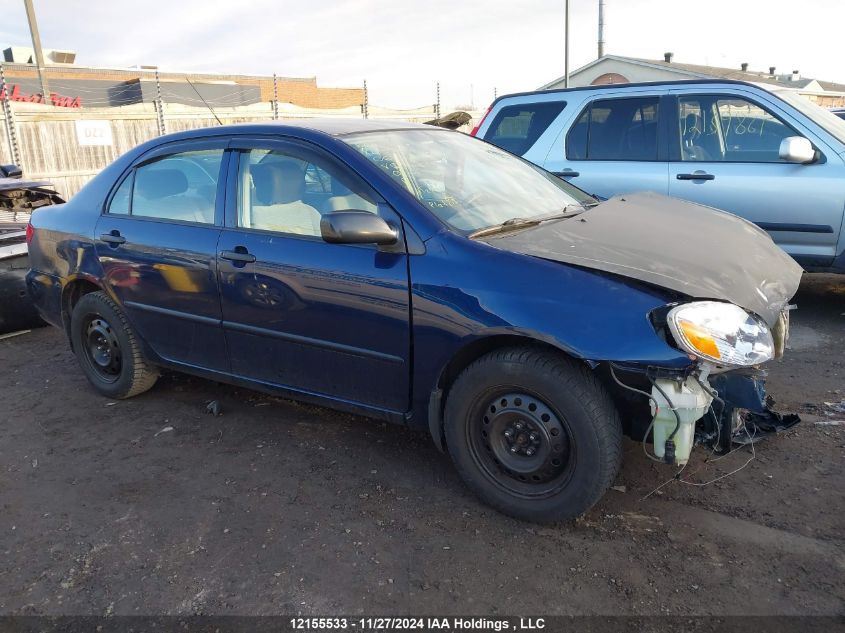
685, 112, 701, 130
251, 159, 305, 205
135, 168, 188, 200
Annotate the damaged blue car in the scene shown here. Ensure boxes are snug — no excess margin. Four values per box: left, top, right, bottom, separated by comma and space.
26, 120, 802, 522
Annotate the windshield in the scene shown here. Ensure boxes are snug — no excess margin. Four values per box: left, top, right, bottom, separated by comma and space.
774, 89, 845, 145
343, 129, 596, 232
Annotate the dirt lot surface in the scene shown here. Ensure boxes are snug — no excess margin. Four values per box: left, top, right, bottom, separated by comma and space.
1, 274, 843, 616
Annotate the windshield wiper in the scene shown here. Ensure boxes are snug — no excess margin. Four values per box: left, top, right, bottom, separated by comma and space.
469, 201, 601, 239
468, 217, 541, 239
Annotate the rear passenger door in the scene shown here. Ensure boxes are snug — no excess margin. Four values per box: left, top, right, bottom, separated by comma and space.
544, 94, 670, 198
94, 139, 230, 371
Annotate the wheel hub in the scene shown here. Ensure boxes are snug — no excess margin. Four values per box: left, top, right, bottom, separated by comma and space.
503, 420, 542, 456
477, 393, 571, 486
84, 317, 122, 380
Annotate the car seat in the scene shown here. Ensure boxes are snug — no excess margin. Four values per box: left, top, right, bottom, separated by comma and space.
250, 160, 322, 236
133, 168, 210, 222
681, 113, 714, 161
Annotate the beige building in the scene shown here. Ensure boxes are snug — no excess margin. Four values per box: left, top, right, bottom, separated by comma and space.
542, 54, 845, 107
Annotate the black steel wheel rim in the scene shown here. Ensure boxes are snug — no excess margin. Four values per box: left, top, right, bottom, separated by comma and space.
83, 315, 122, 383
468, 391, 575, 498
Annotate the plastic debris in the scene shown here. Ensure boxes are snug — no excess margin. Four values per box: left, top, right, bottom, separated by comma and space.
205, 400, 222, 416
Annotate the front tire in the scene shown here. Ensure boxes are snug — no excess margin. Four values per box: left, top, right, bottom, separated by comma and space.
70, 291, 158, 399
444, 347, 622, 523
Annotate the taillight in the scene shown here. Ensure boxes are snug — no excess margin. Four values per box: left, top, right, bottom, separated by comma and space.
470, 105, 493, 137
25, 222, 34, 244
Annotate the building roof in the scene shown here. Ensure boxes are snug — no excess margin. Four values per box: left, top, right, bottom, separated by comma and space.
543, 55, 845, 94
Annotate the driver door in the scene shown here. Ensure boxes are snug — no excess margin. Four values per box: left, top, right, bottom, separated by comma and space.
667, 90, 845, 263
216, 139, 412, 414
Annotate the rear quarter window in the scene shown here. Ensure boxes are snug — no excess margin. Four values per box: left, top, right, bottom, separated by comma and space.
483, 101, 566, 156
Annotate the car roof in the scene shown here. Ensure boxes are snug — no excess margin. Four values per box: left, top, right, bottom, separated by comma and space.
147, 118, 433, 145
489, 78, 768, 107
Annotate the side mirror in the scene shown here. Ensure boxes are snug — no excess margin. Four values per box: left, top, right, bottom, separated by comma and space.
320, 211, 398, 245
779, 136, 816, 164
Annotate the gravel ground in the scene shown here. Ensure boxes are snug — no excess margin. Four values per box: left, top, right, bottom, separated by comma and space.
0, 274, 842, 616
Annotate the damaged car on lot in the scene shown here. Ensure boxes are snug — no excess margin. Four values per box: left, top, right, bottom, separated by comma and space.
1, 164, 63, 333
25, 120, 802, 521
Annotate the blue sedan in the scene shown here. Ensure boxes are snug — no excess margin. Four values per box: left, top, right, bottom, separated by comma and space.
26, 119, 802, 521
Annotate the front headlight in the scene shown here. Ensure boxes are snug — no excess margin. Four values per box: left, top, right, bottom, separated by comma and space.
667, 301, 774, 367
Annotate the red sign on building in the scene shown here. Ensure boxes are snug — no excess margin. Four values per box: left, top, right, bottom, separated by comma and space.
0, 84, 81, 108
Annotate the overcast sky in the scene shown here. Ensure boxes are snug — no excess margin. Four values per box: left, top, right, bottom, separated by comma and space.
0, 0, 841, 110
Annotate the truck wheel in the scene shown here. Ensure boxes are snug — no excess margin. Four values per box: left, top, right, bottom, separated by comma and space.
444, 347, 622, 523
70, 291, 158, 399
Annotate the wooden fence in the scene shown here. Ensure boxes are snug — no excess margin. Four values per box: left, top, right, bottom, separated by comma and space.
0, 101, 483, 200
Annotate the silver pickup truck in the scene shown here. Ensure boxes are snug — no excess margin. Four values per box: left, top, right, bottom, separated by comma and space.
474, 79, 845, 273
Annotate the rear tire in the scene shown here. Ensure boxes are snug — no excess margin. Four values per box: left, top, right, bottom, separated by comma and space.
70, 291, 158, 399
444, 347, 622, 523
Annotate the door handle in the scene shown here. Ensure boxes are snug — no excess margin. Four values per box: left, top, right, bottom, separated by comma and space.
220, 248, 256, 263
100, 232, 126, 245
552, 170, 580, 178
676, 172, 715, 181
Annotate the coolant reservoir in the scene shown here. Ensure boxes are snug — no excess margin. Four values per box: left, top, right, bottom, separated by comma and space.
650, 377, 712, 465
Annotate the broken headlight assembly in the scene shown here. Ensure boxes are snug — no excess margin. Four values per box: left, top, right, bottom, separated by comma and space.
666, 301, 774, 368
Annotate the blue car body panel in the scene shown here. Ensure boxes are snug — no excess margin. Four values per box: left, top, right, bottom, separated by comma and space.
26, 121, 695, 434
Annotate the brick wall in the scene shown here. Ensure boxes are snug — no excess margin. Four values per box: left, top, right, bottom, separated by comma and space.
2, 64, 364, 109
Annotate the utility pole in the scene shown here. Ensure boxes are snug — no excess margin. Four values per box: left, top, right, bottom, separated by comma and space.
362, 80, 368, 119
23, 0, 50, 100
598, 0, 606, 58
564, 0, 570, 88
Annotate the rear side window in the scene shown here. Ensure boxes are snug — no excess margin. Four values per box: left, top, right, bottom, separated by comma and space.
566, 97, 660, 161
108, 174, 133, 215
483, 101, 566, 156
108, 149, 224, 224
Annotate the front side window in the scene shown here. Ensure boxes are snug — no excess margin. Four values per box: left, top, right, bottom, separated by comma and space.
345, 129, 595, 233
236, 148, 378, 237
483, 101, 566, 156
566, 97, 660, 161
113, 149, 223, 223
678, 95, 796, 162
